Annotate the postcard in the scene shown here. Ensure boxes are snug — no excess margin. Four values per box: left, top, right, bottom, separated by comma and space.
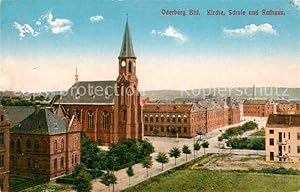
0, 0, 299, 192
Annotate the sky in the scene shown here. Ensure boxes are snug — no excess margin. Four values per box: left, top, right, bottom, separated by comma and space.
0, 0, 300, 92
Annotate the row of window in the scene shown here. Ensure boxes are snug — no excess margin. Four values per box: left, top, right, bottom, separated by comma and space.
11, 139, 41, 153
87, 112, 110, 130
145, 125, 188, 133
269, 131, 300, 140
144, 115, 187, 123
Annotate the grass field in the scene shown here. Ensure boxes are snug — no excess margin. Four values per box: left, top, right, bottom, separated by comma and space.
124, 154, 300, 192
124, 170, 300, 192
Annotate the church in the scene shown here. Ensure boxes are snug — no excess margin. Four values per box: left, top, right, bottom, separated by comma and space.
51, 20, 143, 145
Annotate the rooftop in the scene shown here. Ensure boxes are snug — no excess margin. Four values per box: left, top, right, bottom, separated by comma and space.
266, 114, 300, 127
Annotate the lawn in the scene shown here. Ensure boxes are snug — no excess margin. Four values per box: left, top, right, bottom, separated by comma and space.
21, 181, 73, 192
124, 170, 300, 192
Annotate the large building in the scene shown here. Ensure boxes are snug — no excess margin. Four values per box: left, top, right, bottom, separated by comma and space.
0, 105, 10, 192
265, 114, 300, 162
275, 100, 298, 114
243, 99, 275, 117
9, 106, 81, 179
143, 98, 240, 138
51, 21, 143, 145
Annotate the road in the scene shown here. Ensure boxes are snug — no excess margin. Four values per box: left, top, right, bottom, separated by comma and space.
91, 117, 267, 192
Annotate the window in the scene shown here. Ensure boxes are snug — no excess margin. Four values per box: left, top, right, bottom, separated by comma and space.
156, 116, 159, 122
178, 116, 182, 123
161, 116, 165, 122
144, 125, 148, 131
0, 115, 3, 121
27, 158, 31, 168
270, 152, 274, 161
10, 140, 14, 150
269, 130, 274, 134
26, 140, 32, 152
103, 112, 110, 130
123, 110, 127, 121
128, 61, 132, 73
0, 154, 4, 168
178, 127, 181, 133
144, 116, 148, 122
34, 160, 39, 169
150, 116, 153, 122
34, 143, 40, 152
88, 112, 94, 129
54, 158, 57, 170
184, 127, 187, 133
16, 139, 21, 152
161, 127, 164, 132
297, 146, 300, 154
269, 138, 274, 146
61, 139, 64, 151
54, 140, 58, 152
150, 126, 153, 132
288, 132, 291, 140
0, 133, 3, 145
172, 117, 176, 123
297, 133, 300, 140
75, 154, 78, 164
167, 116, 170, 123
72, 154, 74, 165
184, 117, 187, 123
61, 157, 64, 169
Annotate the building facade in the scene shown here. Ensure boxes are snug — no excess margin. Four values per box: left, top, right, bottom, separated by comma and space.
0, 105, 9, 192
265, 114, 300, 162
275, 100, 298, 114
51, 21, 143, 145
143, 98, 240, 138
243, 99, 275, 117
10, 106, 81, 179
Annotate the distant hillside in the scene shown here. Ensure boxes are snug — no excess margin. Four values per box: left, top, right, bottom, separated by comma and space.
140, 87, 300, 101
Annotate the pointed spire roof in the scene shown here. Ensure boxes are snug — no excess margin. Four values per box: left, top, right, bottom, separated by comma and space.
119, 19, 135, 58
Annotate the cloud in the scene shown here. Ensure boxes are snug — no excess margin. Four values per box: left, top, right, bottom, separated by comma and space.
89, 15, 105, 23
290, 0, 300, 9
13, 22, 39, 40
151, 26, 187, 42
223, 23, 277, 36
39, 11, 72, 34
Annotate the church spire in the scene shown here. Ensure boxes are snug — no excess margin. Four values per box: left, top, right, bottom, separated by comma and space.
119, 18, 135, 58
75, 65, 79, 83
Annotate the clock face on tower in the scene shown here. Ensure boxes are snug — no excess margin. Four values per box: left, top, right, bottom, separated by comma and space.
121, 61, 126, 67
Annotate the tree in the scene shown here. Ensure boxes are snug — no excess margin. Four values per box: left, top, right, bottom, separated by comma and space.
201, 141, 209, 154
142, 156, 153, 177
168, 147, 181, 165
156, 152, 169, 171
193, 142, 201, 158
73, 165, 92, 192
101, 171, 117, 192
126, 166, 134, 185
182, 145, 191, 161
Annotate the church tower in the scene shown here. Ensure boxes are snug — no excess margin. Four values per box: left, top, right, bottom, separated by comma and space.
113, 19, 142, 142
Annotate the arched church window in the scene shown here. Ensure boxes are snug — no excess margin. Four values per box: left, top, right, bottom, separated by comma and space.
103, 112, 110, 130
88, 112, 94, 129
